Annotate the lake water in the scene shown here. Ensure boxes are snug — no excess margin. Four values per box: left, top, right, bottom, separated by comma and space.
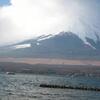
0, 73, 100, 100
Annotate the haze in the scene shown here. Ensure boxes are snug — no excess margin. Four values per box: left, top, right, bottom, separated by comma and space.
0, 0, 100, 45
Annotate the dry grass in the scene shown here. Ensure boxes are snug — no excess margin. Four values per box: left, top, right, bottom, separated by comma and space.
0, 57, 100, 66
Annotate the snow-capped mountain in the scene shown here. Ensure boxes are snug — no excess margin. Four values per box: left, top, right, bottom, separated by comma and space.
0, 32, 100, 59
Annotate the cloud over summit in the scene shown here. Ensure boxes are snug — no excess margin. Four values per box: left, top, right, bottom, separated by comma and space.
0, 0, 100, 45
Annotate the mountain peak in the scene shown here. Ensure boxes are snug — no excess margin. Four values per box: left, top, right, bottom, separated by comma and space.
0, 32, 100, 59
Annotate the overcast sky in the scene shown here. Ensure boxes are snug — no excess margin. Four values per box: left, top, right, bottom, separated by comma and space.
0, 0, 100, 45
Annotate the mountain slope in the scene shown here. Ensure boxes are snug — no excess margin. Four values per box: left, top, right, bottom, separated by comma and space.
0, 32, 100, 59
86, 34, 100, 50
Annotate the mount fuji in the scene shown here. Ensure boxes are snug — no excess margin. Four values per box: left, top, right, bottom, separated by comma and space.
0, 32, 100, 59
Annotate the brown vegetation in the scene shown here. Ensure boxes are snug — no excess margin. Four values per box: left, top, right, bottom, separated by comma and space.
0, 57, 100, 66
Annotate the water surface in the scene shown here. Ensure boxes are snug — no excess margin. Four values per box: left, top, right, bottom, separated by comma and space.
0, 73, 100, 100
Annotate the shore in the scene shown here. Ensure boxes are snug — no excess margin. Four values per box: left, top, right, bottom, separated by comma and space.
0, 62, 100, 76
0, 57, 100, 66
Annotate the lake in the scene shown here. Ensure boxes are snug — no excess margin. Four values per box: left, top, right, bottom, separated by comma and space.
0, 73, 100, 100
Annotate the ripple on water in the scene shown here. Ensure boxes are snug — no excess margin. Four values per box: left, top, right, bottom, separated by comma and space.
0, 73, 100, 100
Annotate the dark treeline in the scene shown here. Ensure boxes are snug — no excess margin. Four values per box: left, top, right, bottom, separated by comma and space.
0, 62, 100, 76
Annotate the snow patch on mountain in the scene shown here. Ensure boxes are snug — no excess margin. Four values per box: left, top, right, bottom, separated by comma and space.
14, 44, 31, 49
37, 34, 54, 42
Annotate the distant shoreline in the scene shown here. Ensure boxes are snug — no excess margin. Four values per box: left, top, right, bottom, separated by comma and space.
0, 61, 100, 76
0, 57, 100, 66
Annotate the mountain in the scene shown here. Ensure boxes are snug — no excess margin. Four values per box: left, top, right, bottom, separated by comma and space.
0, 32, 100, 59
86, 33, 100, 50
